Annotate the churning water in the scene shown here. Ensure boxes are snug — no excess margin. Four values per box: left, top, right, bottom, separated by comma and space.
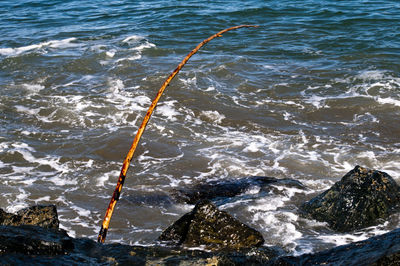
1, 0, 400, 255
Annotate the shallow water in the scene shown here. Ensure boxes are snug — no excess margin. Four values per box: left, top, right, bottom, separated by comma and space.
1, 0, 400, 255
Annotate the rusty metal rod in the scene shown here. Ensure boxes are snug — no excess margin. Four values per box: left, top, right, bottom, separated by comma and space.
97, 24, 258, 243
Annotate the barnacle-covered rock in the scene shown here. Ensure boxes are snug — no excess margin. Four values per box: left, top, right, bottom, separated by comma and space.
0, 205, 59, 229
302, 165, 400, 232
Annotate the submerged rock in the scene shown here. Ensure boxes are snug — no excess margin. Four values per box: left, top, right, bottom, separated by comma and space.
0, 205, 59, 229
159, 199, 265, 250
171, 176, 305, 204
302, 165, 400, 232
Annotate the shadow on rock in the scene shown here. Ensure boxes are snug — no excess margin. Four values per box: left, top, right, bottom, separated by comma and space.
301, 165, 400, 232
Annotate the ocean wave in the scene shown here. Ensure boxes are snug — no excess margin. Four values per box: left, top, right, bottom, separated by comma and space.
0, 38, 77, 56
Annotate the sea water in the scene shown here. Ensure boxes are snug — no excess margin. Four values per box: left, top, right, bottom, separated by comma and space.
1, 0, 400, 255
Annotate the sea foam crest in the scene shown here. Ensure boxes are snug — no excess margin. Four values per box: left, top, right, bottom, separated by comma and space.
116, 35, 155, 62
199, 110, 225, 124
122, 35, 144, 43
0, 38, 77, 56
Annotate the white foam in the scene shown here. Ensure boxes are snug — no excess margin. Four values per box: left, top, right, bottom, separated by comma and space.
97, 170, 119, 187
376, 97, 400, 107
199, 110, 225, 124
106, 49, 116, 58
59, 223, 76, 238
122, 35, 144, 43
355, 70, 386, 81
12, 142, 35, 152
252, 207, 302, 251
248, 196, 285, 212
0, 142, 10, 152
107, 79, 124, 94
33, 196, 51, 204
353, 112, 379, 123
9, 143, 75, 186
305, 94, 327, 108
263, 65, 275, 69
6, 188, 30, 213
48, 175, 78, 186
179, 76, 197, 87
0, 38, 77, 56
23, 84, 44, 93
129, 41, 156, 52
243, 142, 261, 153
157, 101, 179, 121
116, 54, 142, 62
71, 205, 91, 217
15, 105, 40, 116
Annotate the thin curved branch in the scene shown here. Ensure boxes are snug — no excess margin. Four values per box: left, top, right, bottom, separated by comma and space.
98, 24, 259, 243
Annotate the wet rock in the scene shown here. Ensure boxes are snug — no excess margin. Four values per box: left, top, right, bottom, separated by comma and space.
302, 165, 400, 232
158, 199, 265, 250
0, 225, 73, 255
1, 221, 399, 265
1, 203, 399, 265
0, 205, 59, 229
269, 227, 400, 265
171, 176, 305, 204
0, 230, 279, 265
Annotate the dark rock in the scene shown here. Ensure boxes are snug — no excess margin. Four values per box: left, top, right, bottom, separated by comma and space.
269, 227, 400, 266
1, 222, 399, 266
0, 224, 279, 265
0, 205, 59, 229
302, 165, 400, 232
0, 225, 73, 255
171, 176, 305, 204
158, 199, 265, 250
0, 202, 398, 265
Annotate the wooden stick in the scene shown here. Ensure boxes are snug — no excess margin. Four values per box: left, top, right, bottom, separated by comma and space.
97, 25, 258, 243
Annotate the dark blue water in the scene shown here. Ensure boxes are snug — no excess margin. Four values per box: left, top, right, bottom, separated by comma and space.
1, 0, 400, 254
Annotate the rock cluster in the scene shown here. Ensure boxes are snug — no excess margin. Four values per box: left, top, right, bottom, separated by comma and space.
302, 165, 400, 231
0, 216, 399, 265
1, 166, 400, 264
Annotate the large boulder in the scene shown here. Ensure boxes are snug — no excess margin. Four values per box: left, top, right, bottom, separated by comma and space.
171, 176, 305, 204
159, 199, 265, 250
0, 205, 59, 229
302, 165, 400, 232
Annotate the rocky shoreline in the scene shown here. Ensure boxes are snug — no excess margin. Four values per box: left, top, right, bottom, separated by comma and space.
1, 165, 400, 265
